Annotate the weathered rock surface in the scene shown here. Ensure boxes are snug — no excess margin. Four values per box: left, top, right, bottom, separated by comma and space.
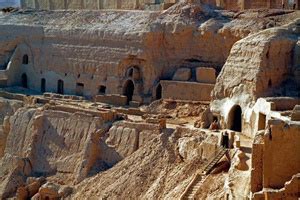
105, 121, 159, 161
0, 106, 116, 198
0, 3, 295, 99
72, 127, 219, 199
212, 20, 300, 105
173, 68, 192, 81
0, 97, 23, 123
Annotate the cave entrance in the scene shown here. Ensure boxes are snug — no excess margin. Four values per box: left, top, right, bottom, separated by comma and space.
41, 78, 46, 93
258, 113, 266, 131
156, 83, 162, 100
123, 80, 134, 105
21, 73, 28, 88
228, 105, 242, 132
57, 79, 64, 94
76, 83, 84, 96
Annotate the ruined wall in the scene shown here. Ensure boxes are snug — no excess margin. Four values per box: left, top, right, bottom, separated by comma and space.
20, 0, 173, 10
253, 173, 300, 199
0, 3, 244, 103
161, 81, 214, 101
251, 119, 300, 195
244, 0, 269, 9
262, 120, 300, 189
20, 0, 300, 10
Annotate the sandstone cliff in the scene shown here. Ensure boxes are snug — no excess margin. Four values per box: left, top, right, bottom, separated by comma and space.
212, 19, 300, 108
72, 128, 221, 199
0, 3, 296, 99
0, 105, 116, 198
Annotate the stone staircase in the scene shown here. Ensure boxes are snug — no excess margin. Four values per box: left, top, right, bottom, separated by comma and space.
202, 147, 227, 175
180, 147, 228, 200
180, 174, 209, 200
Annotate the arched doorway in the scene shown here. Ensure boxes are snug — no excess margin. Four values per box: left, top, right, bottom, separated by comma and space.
21, 73, 28, 88
123, 80, 134, 104
156, 84, 162, 100
57, 79, 64, 94
228, 105, 242, 132
41, 78, 46, 93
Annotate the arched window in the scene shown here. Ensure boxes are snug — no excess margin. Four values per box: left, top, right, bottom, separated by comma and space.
57, 80, 64, 94
22, 55, 29, 65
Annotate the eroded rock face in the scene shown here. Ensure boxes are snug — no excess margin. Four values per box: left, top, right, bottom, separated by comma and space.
72, 127, 219, 199
0, 106, 115, 198
103, 120, 160, 166
0, 2, 287, 100
212, 21, 300, 105
0, 97, 23, 123
178, 134, 218, 161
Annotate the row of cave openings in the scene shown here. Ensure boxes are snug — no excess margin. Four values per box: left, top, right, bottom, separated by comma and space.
21, 74, 163, 104
122, 66, 162, 104
20, 56, 264, 132
123, 79, 162, 103
20, 58, 161, 104
22, 73, 268, 133
21, 74, 267, 133
21, 73, 105, 95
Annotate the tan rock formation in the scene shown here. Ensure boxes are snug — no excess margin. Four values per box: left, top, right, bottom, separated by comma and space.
213, 22, 299, 103
72, 127, 221, 199
0, 2, 288, 103
0, 105, 117, 198
0, 1, 299, 199
211, 19, 300, 135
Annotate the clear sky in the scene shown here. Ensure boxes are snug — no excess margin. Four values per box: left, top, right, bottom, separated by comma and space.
0, 0, 20, 8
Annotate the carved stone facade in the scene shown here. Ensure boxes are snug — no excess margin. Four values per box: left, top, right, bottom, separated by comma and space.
20, 0, 178, 10
20, 0, 300, 10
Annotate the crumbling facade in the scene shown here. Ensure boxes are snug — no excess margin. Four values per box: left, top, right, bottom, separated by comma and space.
20, 0, 300, 10
20, 0, 178, 10
0, 1, 299, 199
0, 3, 241, 105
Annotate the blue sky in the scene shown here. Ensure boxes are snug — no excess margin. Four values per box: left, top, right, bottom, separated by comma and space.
0, 0, 20, 8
